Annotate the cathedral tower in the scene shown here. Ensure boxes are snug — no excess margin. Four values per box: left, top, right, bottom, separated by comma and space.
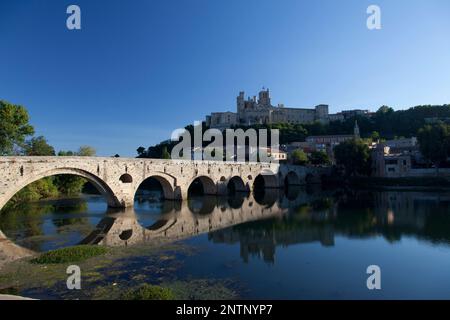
258, 88, 271, 107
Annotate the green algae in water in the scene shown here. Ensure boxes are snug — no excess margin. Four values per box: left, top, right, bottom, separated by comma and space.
121, 284, 175, 300
31, 245, 108, 264
164, 279, 239, 300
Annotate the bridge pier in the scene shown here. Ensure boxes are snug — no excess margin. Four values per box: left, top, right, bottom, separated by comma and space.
217, 182, 228, 196
0, 157, 328, 211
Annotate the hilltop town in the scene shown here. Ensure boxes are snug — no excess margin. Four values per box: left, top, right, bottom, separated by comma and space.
138, 89, 450, 182
205, 88, 370, 129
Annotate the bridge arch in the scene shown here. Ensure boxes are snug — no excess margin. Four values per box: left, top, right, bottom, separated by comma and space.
305, 173, 314, 184
134, 174, 175, 201
188, 176, 217, 196
0, 167, 121, 210
253, 172, 279, 190
284, 171, 300, 187
188, 195, 216, 215
227, 176, 249, 195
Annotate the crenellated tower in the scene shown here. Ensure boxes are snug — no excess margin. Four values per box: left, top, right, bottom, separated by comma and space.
258, 88, 271, 107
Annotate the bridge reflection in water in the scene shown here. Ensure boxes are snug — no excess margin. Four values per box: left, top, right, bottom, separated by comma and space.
3, 188, 450, 267
83, 189, 450, 261
79, 187, 317, 247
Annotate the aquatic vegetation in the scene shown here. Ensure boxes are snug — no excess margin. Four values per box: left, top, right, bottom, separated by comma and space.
165, 279, 239, 300
121, 284, 175, 300
31, 245, 108, 264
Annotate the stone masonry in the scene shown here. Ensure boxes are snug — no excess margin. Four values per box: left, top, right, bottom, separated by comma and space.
0, 157, 325, 210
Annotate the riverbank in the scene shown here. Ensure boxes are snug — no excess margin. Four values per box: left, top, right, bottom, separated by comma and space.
0, 294, 35, 300
0, 242, 239, 300
3, 189, 450, 299
348, 176, 450, 191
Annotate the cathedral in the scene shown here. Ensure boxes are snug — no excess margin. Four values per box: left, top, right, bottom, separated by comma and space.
205, 88, 366, 129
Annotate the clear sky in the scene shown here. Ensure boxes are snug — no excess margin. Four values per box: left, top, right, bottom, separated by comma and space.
1, 0, 450, 156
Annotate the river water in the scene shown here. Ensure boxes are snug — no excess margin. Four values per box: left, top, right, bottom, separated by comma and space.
1, 187, 450, 299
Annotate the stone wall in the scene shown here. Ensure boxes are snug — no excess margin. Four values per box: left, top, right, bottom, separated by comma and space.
0, 157, 325, 210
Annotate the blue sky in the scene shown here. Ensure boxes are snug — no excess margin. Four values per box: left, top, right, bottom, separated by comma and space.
1, 0, 450, 156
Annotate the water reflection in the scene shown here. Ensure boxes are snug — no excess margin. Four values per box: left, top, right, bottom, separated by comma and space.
2, 189, 450, 265
81, 190, 291, 247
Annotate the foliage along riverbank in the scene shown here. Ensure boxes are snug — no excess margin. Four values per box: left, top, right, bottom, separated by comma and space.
348, 176, 450, 191
0, 242, 240, 300
7, 176, 88, 208
0, 100, 101, 209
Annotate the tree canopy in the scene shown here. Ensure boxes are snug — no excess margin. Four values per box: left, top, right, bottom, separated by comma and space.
290, 149, 308, 165
139, 104, 450, 159
0, 100, 35, 155
23, 136, 55, 156
309, 151, 331, 166
334, 139, 371, 176
58, 146, 96, 157
417, 122, 450, 168
77, 145, 96, 156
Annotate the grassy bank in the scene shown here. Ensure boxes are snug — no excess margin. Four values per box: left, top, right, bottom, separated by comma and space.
31, 245, 108, 264
0, 243, 239, 300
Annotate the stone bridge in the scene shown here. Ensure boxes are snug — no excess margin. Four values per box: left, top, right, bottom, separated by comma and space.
0, 157, 327, 210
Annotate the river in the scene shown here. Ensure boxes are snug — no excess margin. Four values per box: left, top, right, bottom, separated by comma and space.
1, 187, 450, 299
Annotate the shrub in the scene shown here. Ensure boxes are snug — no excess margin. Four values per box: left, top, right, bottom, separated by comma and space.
121, 284, 175, 300
31, 245, 108, 264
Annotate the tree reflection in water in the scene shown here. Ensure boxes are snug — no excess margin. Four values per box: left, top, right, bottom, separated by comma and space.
2, 189, 450, 265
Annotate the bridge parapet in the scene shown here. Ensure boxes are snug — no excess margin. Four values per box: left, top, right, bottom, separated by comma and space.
0, 157, 325, 210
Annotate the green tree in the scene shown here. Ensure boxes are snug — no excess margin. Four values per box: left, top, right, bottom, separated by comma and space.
11, 136, 57, 205
23, 136, 55, 156
334, 139, 371, 176
58, 150, 75, 156
53, 175, 87, 196
290, 149, 309, 165
11, 177, 58, 204
370, 131, 380, 142
376, 105, 394, 115
161, 146, 170, 159
56, 145, 96, 196
0, 100, 35, 155
137, 146, 146, 156
58, 146, 96, 157
417, 123, 450, 171
309, 151, 331, 165
77, 145, 96, 156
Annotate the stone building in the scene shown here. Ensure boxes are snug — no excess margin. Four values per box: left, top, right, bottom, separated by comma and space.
372, 144, 413, 178
206, 88, 372, 129
296, 121, 360, 163
205, 112, 238, 130
370, 137, 450, 178
206, 89, 330, 129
